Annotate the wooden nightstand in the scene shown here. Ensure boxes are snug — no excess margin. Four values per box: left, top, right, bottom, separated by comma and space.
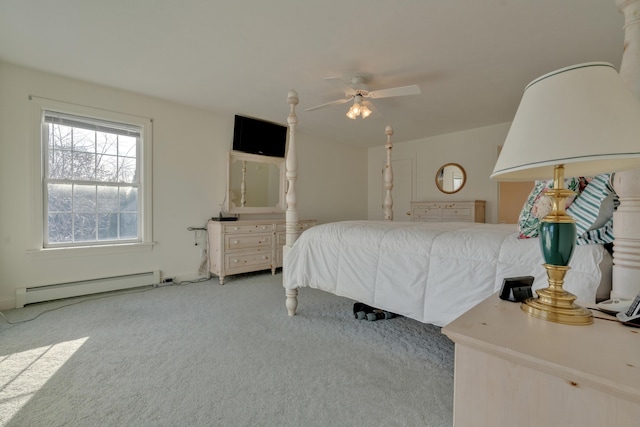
442, 293, 640, 427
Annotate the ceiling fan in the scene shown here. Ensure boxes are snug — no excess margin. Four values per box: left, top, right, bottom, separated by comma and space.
306, 76, 421, 119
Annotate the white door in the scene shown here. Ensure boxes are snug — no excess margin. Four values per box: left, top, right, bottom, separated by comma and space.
381, 158, 414, 222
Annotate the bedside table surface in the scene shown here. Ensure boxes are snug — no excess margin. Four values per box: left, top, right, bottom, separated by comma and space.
443, 293, 640, 403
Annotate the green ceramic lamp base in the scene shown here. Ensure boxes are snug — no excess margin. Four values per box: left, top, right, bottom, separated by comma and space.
523, 165, 593, 326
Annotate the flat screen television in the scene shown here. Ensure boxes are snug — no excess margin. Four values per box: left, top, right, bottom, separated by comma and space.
232, 115, 287, 158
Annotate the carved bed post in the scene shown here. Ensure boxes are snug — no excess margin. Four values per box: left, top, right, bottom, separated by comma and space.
613, 0, 640, 299
383, 125, 394, 221
284, 89, 300, 316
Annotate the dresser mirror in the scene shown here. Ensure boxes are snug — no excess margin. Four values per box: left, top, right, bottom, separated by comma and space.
435, 163, 466, 194
227, 151, 285, 214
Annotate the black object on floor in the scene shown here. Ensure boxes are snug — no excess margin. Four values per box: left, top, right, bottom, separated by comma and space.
353, 302, 398, 321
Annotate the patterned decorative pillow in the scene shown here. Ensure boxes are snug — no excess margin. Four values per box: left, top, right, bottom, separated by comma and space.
517, 177, 590, 239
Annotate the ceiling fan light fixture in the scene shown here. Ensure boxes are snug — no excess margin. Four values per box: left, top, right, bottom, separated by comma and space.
345, 94, 370, 119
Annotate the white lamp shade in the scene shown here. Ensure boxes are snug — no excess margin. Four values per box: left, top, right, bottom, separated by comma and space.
491, 62, 640, 181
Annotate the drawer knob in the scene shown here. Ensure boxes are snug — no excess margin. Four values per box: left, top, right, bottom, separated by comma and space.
233, 259, 238, 263
233, 240, 239, 244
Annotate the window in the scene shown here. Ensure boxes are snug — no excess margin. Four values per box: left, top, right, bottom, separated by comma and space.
30, 98, 153, 252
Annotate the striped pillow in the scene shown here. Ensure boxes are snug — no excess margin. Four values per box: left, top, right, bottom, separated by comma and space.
566, 173, 618, 245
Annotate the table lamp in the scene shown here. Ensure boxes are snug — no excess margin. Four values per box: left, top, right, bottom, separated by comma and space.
491, 62, 640, 325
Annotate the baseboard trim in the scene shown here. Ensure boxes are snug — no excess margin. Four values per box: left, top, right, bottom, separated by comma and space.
15, 271, 160, 308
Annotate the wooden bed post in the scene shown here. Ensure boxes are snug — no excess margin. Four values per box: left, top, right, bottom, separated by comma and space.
383, 125, 394, 221
284, 89, 300, 316
613, 0, 640, 300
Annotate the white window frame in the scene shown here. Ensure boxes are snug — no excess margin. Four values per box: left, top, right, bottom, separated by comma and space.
27, 97, 153, 258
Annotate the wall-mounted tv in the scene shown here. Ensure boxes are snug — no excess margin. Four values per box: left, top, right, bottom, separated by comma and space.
232, 115, 287, 158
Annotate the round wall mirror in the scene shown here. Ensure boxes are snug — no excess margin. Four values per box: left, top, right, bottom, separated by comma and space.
435, 163, 466, 194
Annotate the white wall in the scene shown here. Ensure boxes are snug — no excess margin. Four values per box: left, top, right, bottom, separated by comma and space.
295, 132, 368, 223
367, 123, 512, 223
0, 62, 367, 309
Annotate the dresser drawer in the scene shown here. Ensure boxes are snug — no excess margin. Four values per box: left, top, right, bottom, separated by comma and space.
412, 205, 441, 214
224, 233, 272, 251
223, 223, 272, 234
225, 250, 272, 271
412, 208, 442, 219
442, 208, 471, 217
275, 221, 315, 232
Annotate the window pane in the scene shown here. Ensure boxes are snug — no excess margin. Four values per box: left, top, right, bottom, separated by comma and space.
43, 109, 144, 246
74, 184, 96, 212
118, 136, 136, 157
74, 213, 96, 242
48, 213, 73, 243
49, 124, 72, 149
119, 213, 137, 239
96, 132, 118, 155
119, 156, 137, 183
96, 154, 118, 182
48, 183, 72, 212
73, 151, 96, 180
73, 128, 95, 152
98, 213, 118, 240
97, 185, 118, 212
48, 149, 72, 179
120, 187, 137, 212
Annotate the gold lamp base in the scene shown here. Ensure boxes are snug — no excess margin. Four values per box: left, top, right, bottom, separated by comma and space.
521, 264, 593, 325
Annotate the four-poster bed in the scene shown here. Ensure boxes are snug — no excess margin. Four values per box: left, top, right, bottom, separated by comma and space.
281, 93, 614, 327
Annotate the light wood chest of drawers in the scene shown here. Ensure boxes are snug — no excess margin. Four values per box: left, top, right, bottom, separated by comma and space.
410, 200, 485, 223
443, 294, 640, 426
208, 219, 315, 284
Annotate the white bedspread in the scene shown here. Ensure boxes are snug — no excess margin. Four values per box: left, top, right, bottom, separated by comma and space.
283, 221, 608, 326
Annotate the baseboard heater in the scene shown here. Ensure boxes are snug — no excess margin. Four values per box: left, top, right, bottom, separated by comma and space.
15, 270, 161, 308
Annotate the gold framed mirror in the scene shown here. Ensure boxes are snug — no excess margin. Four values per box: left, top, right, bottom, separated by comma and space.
435, 163, 466, 194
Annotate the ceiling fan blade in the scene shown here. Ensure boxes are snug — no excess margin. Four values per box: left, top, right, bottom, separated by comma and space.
367, 84, 421, 99
323, 77, 358, 96
305, 97, 352, 112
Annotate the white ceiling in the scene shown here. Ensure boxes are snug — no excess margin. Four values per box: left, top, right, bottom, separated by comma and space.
0, 0, 625, 147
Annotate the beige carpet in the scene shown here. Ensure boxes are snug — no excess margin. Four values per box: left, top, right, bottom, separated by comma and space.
0, 271, 454, 426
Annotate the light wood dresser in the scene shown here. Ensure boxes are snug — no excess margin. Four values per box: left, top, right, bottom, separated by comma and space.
410, 200, 485, 223
443, 294, 640, 426
208, 219, 315, 284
